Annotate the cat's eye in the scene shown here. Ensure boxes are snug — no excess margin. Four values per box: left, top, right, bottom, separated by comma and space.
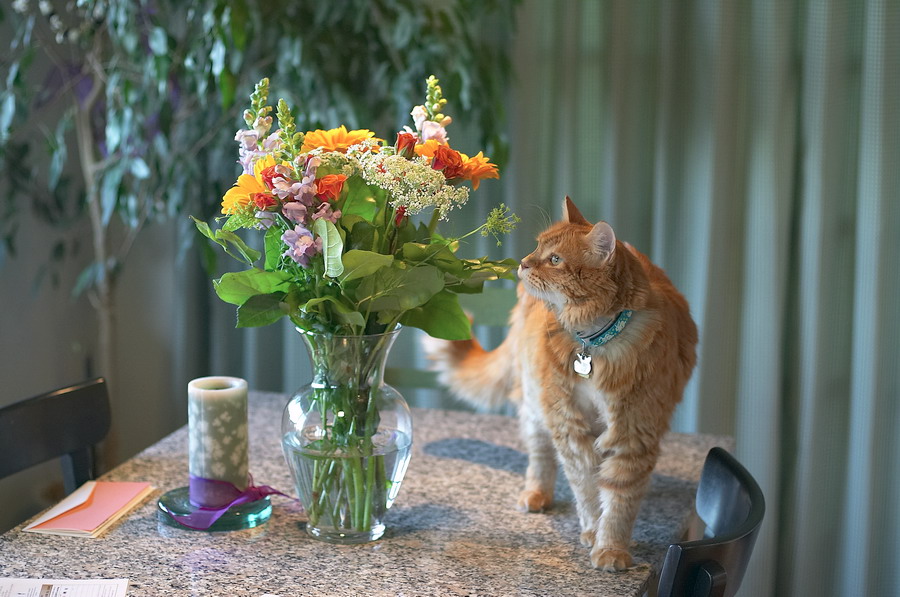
549, 254, 561, 265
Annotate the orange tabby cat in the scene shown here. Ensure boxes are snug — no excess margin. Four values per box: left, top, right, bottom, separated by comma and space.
424, 196, 698, 571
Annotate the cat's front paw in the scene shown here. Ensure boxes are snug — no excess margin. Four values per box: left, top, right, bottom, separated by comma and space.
517, 489, 552, 512
590, 547, 633, 572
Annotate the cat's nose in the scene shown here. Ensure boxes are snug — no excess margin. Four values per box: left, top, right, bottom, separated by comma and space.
519, 259, 530, 269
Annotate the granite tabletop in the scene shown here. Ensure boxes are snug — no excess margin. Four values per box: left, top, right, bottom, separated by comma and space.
0, 392, 730, 597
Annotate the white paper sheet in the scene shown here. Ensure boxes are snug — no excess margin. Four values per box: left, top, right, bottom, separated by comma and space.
0, 578, 127, 597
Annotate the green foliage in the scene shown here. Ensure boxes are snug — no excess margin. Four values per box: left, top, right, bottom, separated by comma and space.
0, 0, 520, 291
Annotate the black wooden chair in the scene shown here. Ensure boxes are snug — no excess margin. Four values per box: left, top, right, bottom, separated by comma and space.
653, 446, 766, 597
0, 378, 112, 494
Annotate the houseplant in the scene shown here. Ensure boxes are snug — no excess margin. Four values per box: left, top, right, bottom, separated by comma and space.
194, 76, 518, 542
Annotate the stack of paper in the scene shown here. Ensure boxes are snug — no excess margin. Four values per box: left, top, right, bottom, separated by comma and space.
23, 481, 154, 538
0, 578, 128, 596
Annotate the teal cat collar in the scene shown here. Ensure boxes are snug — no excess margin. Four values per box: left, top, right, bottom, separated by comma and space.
575, 309, 634, 348
572, 310, 634, 378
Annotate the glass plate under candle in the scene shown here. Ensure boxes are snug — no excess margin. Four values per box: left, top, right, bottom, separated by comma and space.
156, 487, 272, 532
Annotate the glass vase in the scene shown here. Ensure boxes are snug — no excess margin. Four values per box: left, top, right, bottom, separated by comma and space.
281, 327, 412, 544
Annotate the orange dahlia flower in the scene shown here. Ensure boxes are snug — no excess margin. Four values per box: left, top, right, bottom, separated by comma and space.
459, 152, 500, 190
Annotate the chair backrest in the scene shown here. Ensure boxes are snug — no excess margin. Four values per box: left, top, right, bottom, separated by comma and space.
385, 286, 518, 390
655, 447, 766, 597
0, 378, 112, 494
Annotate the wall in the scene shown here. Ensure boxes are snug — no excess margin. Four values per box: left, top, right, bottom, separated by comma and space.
0, 212, 205, 532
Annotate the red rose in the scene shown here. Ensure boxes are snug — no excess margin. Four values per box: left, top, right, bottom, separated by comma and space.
431, 145, 465, 180
260, 165, 280, 190
315, 174, 348, 201
395, 132, 418, 158
252, 192, 277, 210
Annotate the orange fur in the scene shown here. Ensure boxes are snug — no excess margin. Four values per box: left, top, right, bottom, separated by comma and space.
424, 197, 698, 571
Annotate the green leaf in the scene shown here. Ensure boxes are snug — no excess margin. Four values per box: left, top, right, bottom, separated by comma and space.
357, 264, 444, 313
339, 249, 393, 282
230, 0, 249, 51
0, 92, 15, 143
191, 216, 218, 243
401, 242, 465, 275
313, 218, 344, 277
400, 289, 472, 340
129, 157, 150, 179
148, 27, 168, 56
346, 218, 377, 252
100, 164, 125, 226
454, 257, 519, 285
215, 228, 261, 264
210, 37, 226, 77
213, 269, 292, 305
303, 296, 366, 328
72, 262, 102, 298
264, 224, 283, 270
341, 179, 384, 222
48, 111, 73, 191
237, 293, 287, 327
219, 67, 236, 109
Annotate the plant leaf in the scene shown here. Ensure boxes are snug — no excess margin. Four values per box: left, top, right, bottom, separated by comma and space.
401, 242, 465, 276
237, 293, 287, 327
339, 249, 393, 282
400, 289, 472, 340
357, 263, 444, 313
215, 229, 261, 264
0, 92, 15, 143
100, 163, 125, 226
264, 224, 283, 270
341, 179, 384, 222
303, 295, 366, 328
213, 269, 292, 305
313, 218, 344, 277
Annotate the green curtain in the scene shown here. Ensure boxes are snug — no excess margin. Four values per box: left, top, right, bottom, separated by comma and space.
209, 0, 899, 594
503, 0, 899, 595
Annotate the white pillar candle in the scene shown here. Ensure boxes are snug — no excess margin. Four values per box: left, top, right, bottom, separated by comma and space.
187, 376, 249, 507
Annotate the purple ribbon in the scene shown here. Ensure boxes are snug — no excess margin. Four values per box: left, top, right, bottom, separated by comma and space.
167, 475, 293, 530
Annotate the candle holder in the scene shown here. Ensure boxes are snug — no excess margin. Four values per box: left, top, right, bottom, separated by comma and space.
158, 376, 272, 531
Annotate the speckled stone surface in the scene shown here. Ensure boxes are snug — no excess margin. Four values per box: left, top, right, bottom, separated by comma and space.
0, 392, 731, 596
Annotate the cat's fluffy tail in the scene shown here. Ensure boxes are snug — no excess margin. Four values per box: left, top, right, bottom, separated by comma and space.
421, 326, 521, 411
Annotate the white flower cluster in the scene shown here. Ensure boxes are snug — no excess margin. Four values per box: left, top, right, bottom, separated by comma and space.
304, 148, 359, 178
350, 146, 469, 218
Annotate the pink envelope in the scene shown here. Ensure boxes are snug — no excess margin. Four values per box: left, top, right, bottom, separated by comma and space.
24, 481, 153, 537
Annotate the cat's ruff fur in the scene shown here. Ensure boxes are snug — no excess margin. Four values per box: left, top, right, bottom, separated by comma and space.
423, 197, 698, 571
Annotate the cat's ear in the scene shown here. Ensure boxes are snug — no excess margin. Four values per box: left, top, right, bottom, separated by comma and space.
587, 221, 616, 261
562, 196, 590, 226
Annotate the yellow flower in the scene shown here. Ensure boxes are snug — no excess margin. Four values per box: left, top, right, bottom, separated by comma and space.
221, 155, 277, 215
301, 126, 379, 153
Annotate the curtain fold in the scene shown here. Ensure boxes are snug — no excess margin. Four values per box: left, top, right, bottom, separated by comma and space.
840, 2, 900, 595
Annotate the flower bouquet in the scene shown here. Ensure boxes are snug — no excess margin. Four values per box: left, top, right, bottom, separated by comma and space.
193, 76, 518, 542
